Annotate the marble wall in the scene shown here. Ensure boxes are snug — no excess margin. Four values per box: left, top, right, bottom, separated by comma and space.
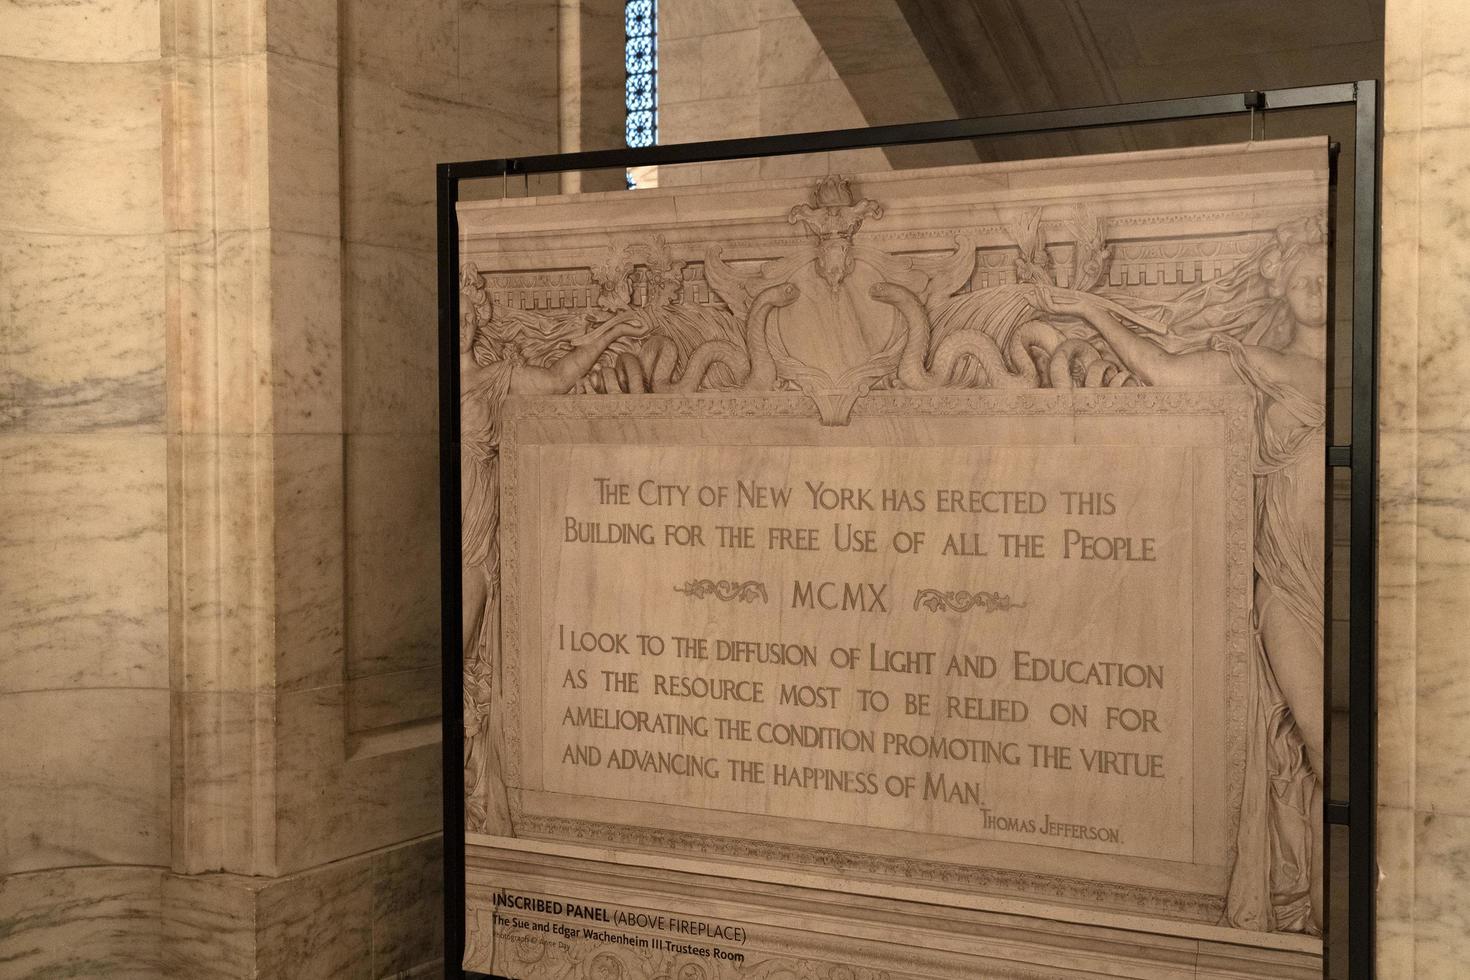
3, 0, 580, 976
1377, 0, 1470, 975
0, 0, 172, 973
655, 0, 889, 184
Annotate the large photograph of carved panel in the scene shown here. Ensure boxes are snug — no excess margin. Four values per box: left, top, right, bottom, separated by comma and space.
455, 140, 1329, 978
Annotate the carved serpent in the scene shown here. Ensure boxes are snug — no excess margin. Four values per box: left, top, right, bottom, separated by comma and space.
592, 283, 799, 393
870, 281, 1037, 390
1048, 338, 1137, 389
1005, 319, 1065, 386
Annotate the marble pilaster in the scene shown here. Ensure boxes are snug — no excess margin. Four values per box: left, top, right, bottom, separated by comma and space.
1378, 0, 1470, 975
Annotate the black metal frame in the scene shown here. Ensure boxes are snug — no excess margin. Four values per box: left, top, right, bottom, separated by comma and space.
438, 81, 1380, 980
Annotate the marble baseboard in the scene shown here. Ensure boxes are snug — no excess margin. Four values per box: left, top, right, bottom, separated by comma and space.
0, 866, 166, 979
163, 834, 444, 980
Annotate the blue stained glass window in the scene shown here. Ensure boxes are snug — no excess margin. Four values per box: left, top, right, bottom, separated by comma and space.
625, 0, 657, 158
625, 36, 653, 75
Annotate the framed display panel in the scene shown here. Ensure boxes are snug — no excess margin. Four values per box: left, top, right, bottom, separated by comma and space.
439, 83, 1379, 980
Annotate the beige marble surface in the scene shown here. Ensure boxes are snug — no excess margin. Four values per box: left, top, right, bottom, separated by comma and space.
344, 243, 438, 434
0, 233, 165, 432
1, 24, 173, 980
0, 0, 161, 63
0, 867, 166, 979
276, 684, 442, 871
0, 688, 170, 872
346, 433, 440, 677
161, 835, 444, 979
267, 231, 344, 433
657, 0, 882, 184
272, 432, 346, 692
1378, 0, 1470, 975
267, 56, 342, 239
1, 434, 167, 691
0, 57, 163, 237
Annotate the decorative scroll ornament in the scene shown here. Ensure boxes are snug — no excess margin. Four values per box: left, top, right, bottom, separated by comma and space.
674, 579, 769, 603
913, 588, 1025, 614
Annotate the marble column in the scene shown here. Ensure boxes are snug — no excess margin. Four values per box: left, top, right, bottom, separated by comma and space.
1378, 0, 1470, 976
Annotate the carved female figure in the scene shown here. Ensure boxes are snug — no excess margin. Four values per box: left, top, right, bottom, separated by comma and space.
459, 264, 648, 831
1031, 223, 1327, 933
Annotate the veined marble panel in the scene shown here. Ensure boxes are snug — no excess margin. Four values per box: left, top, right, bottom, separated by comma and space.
348, 666, 440, 737
1411, 427, 1470, 816
267, 0, 338, 68
342, 73, 558, 251
0, 433, 167, 692
760, 15, 837, 89
659, 0, 756, 40
457, 0, 560, 114
256, 855, 375, 980
266, 231, 343, 433
1376, 804, 1417, 980
161, 0, 334, 65
0, 0, 160, 63
343, 0, 457, 101
1412, 809, 1470, 977
272, 432, 345, 692
0, 866, 165, 979
1404, 127, 1470, 433
267, 55, 341, 240
161, 872, 260, 980
0, 56, 163, 237
346, 433, 440, 679
1378, 0, 1470, 974
371, 834, 445, 976
0, 688, 170, 872
345, 242, 438, 435
694, 29, 761, 101
276, 684, 441, 871
1415, 1, 1470, 132
0, 232, 165, 433
660, 97, 759, 144
161, 835, 445, 979
656, 36, 699, 109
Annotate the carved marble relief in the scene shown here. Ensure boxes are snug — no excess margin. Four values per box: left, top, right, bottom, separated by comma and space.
455, 142, 1329, 975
